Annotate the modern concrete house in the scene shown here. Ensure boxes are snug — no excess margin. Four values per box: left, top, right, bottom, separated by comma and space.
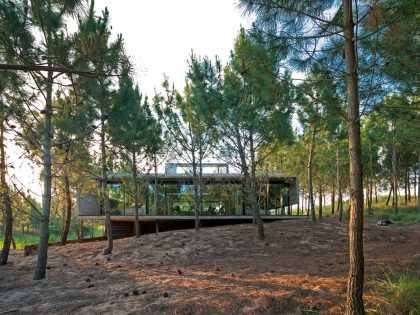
77, 163, 301, 237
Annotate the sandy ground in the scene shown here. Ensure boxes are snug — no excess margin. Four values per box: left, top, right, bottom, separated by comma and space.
1, 217, 419, 315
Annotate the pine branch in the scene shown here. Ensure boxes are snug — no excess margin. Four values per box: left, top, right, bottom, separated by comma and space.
0, 63, 124, 78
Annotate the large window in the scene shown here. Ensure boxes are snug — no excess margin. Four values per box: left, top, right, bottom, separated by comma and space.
108, 182, 148, 215
264, 183, 289, 215
102, 176, 293, 216
144, 180, 290, 216
148, 182, 244, 216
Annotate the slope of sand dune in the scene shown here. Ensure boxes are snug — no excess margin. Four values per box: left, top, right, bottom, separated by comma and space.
1, 218, 419, 314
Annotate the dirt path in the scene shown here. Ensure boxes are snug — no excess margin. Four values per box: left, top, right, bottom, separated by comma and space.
1, 217, 419, 314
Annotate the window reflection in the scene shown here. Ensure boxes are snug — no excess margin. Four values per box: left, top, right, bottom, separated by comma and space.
146, 181, 290, 216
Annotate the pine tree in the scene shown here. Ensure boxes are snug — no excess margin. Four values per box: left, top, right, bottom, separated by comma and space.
0, 0, 85, 280
200, 29, 294, 239
238, 0, 368, 311
109, 75, 161, 237
75, 2, 131, 254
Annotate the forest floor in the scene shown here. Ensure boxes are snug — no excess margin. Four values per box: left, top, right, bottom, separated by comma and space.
1, 217, 419, 315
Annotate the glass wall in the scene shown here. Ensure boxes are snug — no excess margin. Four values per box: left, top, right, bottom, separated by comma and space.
147, 181, 289, 216
201, 183, 242, 216
263, 183, 289, 215
148, 182, 244, 216
108, 182, 148, 215
104, 179, 291, 216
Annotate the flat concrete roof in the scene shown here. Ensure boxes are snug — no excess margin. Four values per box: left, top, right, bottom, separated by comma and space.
105, 173, 298, 184
79, 215, 308, 221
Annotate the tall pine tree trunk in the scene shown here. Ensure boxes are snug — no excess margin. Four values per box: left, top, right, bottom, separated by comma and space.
250, 130, 264, 239
308, 124, 317, 222
306, 192, 309, 216
245, 171, 264, 239
343, 0, 365, 312
154, 154, 158, 214
404, 168, 408, 205
60, 163, 72, 246
392, 122, 398, 214
192, 148, 200, 231
337, 148, 343, 222
318, 185, 322, 220
297, 194, 300, 215
368, 141, 373, 213
101, 112, 113, 255
418, 152, 420, 205
407, 168, 411, 202
199, 145, 203, 224
34, 62, 53, 280
236, 126, 264, 239
331, 183, 335, 215
338, 191, 344, 222
0, 120, 13, 265
386, 182, 393, 206
132, 151, 140, 237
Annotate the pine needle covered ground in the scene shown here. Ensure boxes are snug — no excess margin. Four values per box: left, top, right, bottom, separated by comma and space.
1, 217, 419, 314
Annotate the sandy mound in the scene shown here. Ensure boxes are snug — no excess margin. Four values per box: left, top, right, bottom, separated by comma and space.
1, 218, 419, 314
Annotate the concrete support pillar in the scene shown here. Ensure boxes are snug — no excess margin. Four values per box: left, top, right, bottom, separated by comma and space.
155, 220, 159, 235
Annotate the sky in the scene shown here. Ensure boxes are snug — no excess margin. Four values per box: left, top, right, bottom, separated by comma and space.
94, 0, 254, 97
12, 0, 254, 200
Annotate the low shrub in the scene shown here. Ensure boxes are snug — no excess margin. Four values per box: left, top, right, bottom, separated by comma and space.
375, 267, 420, 315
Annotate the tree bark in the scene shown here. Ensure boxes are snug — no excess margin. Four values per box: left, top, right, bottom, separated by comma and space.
154, 154, 158, 214
343, 0, 365, 313
101, 112, 113, 255
337, 148, 343, 222
236, 126, 264, 239
407, 167, 411, 202
338, 191, 344, 222
0, 120, 13, 265
11, 235, 16, 250
404, 167, 408, 204
418, 152, 420, 205
318, 185, 322, 220
192, 147, 200, 231
249, 130, 264, 239
0, 63, 106, 78
386, 182, 393, 206
297, 194, 300, 215
199, 141, 204, 224
367, 141, 373, 213
308, 124, 317, 222
331, 184, 335, 215
33, 62, 53, 280
392, 122, 398, 214
60, 164, 72, 246
132, 151, 140, 237
306, 192, 310, 216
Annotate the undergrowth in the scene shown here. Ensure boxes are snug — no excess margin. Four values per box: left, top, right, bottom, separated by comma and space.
364, 204, 420, 226
374, 266, 420, 315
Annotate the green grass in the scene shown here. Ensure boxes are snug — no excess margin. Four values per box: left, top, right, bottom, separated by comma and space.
0, 233, 77, 250
0, 225, 105, 250
321, 196, 420, 226
374, 267, 420, 315
366, 204, 420, 226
